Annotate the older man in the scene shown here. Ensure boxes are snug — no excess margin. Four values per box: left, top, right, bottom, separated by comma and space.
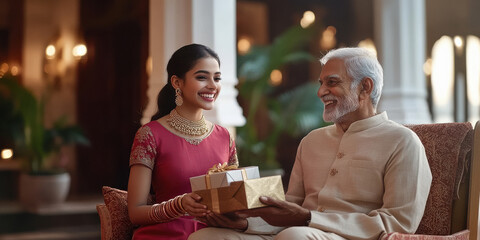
189, 47, 432, 240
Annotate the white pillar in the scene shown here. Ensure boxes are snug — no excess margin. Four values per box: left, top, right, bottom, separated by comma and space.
374, 0, 432, 124
144, 0, 245, 129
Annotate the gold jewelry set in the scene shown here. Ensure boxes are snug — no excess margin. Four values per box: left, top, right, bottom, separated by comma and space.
167, 109, 210, 145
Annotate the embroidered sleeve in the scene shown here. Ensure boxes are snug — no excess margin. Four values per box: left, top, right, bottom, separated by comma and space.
228, 133, 239, 167
129, 125, 157, 170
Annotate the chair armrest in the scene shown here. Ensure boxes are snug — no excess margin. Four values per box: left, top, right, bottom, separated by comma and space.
382, 230, 470, 240
96, 204, 113, 240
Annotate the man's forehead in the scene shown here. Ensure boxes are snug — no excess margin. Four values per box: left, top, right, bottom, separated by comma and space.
320, 60, 347, 77
321, 74, 341, 80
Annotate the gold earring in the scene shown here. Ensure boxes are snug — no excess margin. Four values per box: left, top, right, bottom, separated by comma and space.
175, 88, 183, 106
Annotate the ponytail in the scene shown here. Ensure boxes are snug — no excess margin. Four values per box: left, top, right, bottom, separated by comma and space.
150, 81, 176, 121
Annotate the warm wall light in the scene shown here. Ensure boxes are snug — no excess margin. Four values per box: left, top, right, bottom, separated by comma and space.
237, 37, 252, 55
431, 36, 455, 123
1, 63, 9, 73
319, 26, 337, 50
1, 149, 13, 160
269, 69, 282, 86
72, 44, 87, 58
300, 11, 315, 28
10, 65, 20, 76
46, 44, 56, 59
358, 38, 377, 56
466, 35, 480, 123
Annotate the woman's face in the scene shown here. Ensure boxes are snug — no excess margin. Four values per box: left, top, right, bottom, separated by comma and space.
177, 57, 221, 111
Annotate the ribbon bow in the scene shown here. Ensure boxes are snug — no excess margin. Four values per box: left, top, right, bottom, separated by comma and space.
208, 162, 238, 174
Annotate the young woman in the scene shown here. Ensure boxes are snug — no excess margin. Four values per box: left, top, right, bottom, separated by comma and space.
127, 44, 238, 239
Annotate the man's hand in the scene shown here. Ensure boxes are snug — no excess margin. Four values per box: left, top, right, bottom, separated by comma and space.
197, 212, 248, 231
235, 196, 311, 227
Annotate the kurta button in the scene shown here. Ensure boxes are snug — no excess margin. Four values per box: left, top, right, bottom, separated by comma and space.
319, 206, 326, 212
330, 168, 338, 176
337, 152, 345, 159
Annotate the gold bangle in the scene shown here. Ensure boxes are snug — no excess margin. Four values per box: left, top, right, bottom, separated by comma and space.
178, 194, 187, 214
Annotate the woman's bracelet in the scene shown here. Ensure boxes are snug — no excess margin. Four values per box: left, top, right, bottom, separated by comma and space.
148, 193, 188, 223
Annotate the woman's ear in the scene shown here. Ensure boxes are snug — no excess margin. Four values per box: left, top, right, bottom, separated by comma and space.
171, 75, 182, 89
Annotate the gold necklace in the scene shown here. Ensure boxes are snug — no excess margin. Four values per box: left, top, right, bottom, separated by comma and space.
167, 109, 209, 137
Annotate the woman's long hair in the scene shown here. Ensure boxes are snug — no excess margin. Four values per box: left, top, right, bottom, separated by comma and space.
150, 44, 220, 121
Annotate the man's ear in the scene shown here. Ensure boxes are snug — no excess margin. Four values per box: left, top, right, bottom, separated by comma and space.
171, 75, 182, 89
359, 78, 374, 100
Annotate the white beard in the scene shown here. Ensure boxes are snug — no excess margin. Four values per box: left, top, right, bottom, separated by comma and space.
323, 91, 360, 123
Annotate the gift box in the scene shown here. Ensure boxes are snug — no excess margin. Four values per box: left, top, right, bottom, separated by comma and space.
194, 175, 285, 214
190, 166, 260, 192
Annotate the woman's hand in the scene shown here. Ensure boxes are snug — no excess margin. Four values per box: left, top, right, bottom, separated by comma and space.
197, 212, 248, 231
181, 192, 210, 217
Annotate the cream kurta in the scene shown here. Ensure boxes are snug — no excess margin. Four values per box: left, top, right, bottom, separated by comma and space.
246, 112, 432, 240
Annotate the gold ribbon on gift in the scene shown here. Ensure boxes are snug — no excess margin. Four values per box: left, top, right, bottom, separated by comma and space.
211, 188, 220, 213
204, 163, 245, 189
208, 162, 238, 173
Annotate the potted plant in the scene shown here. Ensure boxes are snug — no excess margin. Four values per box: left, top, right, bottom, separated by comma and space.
0, 74, 89, 210
236, 24, 329, 174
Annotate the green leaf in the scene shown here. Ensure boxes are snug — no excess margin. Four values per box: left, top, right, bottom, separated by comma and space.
0, 74, 89, 173
273, 82, 327, 138
235, 23, 323, 170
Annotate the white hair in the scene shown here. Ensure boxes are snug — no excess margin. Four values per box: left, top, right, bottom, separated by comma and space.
320, 47, 383, 109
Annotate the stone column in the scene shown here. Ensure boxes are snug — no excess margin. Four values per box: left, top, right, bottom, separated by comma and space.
374, 0, 432, 124
144, 0, 245, 130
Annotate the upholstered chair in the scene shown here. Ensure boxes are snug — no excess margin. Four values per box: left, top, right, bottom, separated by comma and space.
97, 121, 480, 240
383, 121, 480, 240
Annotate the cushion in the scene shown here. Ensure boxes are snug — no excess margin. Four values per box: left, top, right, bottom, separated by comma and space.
96, 204, 112, 240
102, 186, 134, 240
101, 186, 155, 240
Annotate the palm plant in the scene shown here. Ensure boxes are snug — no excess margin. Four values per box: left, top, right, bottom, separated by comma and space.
236, 23, 329, 169
0, 74, 89, 174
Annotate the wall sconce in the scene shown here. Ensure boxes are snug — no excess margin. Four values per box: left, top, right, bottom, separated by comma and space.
45, 44, 56, 59
1, 149, 13, 160
300, 11, 315, 28
0, 62, 21, 78
72, 44, 87, 59
319, 26, 337, 50
43, 40, 87, 87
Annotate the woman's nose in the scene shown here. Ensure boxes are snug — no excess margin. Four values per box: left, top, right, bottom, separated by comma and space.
207, 78, 217, 89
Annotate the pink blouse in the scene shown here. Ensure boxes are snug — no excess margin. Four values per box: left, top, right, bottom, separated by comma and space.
129, 121, 237, 240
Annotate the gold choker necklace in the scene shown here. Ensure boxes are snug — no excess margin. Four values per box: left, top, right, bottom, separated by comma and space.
167, 109, 209, 137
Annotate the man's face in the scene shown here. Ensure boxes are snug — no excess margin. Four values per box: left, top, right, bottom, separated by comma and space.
317, 59, 360, 123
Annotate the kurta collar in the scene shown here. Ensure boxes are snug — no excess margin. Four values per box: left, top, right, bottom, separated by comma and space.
335, 111, 388, 134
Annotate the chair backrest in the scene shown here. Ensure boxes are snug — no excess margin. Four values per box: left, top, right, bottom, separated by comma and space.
406, 122, 479, 239
468, 121, 480, 240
